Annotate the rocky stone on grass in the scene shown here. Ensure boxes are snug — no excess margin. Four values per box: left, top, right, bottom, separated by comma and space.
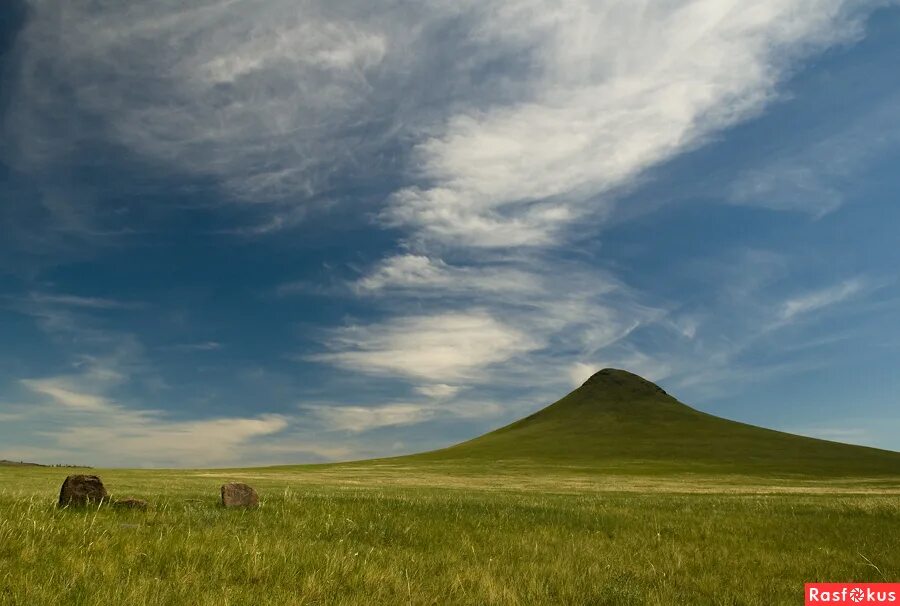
58, 474, 108, 507
113, 498, 149, 510
221, 482, 259, 508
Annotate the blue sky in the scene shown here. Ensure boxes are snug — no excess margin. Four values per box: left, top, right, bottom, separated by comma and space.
1, 0, 898, 467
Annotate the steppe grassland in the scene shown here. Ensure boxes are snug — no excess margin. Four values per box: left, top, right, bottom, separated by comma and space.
1, 463, 898, 605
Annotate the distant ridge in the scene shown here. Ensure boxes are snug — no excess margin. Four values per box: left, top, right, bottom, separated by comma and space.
0, 460, 88, 468
0, 460, 44, 467
410, 369, 900, 476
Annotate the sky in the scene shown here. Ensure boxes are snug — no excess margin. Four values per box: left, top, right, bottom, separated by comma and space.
1, 0, 899, 468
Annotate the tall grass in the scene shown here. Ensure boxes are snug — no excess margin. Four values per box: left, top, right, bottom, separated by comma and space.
1, 466, 898, 605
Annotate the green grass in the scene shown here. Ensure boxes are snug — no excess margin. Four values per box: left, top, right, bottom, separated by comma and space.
2, 369, 898, 604
1, 465, 899, 605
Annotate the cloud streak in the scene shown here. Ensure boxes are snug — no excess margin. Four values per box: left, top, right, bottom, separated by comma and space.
6, 1, 397, 203
781, 279, 866, 320
311, 311, 540, 384
18, 369, 289, 467
304, 397, 505, 433
355, 254, 541, 297
305, 403, 433, 433
385, 0, 875, 248
307, 0, 886, 407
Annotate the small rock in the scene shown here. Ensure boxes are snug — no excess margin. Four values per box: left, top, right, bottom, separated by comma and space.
113, 498, 148, 510
58, 474, 108, 507
221, 482, 259, 508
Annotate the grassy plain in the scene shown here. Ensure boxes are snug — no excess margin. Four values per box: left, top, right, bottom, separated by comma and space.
1, 463, 899, 605
3, 371, 899, 604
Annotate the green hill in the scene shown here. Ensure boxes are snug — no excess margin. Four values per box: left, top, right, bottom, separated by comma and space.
411, 369, 900, 476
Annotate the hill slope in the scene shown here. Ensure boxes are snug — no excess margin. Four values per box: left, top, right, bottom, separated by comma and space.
411, 369, 900, 476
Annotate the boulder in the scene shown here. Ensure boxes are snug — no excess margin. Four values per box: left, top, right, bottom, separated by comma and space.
221, 482, 259, 508
113, 498, 148, 510
58, 475, 108, 507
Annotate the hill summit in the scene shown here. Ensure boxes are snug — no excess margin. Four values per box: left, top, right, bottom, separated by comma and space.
413, 368, 900, 476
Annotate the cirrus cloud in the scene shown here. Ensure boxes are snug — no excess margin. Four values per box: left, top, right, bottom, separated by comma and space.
310, 310, 540, 383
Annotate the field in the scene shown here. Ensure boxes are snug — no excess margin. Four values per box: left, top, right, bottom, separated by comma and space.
1, 462, 899, 605
3, 371, 899, 604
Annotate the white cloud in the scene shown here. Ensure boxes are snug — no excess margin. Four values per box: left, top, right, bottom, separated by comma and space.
729, 166, 845, 218
20, 378, 114, 412
306, 403, 433, 433
356, 254, 540, 296
781, 279, 865, 320
384, 0, 873, 247
315, 253, 661, 393
312, 311, 539, 382
52, 413, 289, 467
415, 383, 460, 399
567, 363, 602, 388
669, 316, 699, 340
6, 1, 400, 205
53, 416, 288, 466
13, 330, 294, 466
304, 397, 505, 433
20, 373, 289, 467
314, 0, 884, 409
0, 411, 26, 423
8, 0, 877, 235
